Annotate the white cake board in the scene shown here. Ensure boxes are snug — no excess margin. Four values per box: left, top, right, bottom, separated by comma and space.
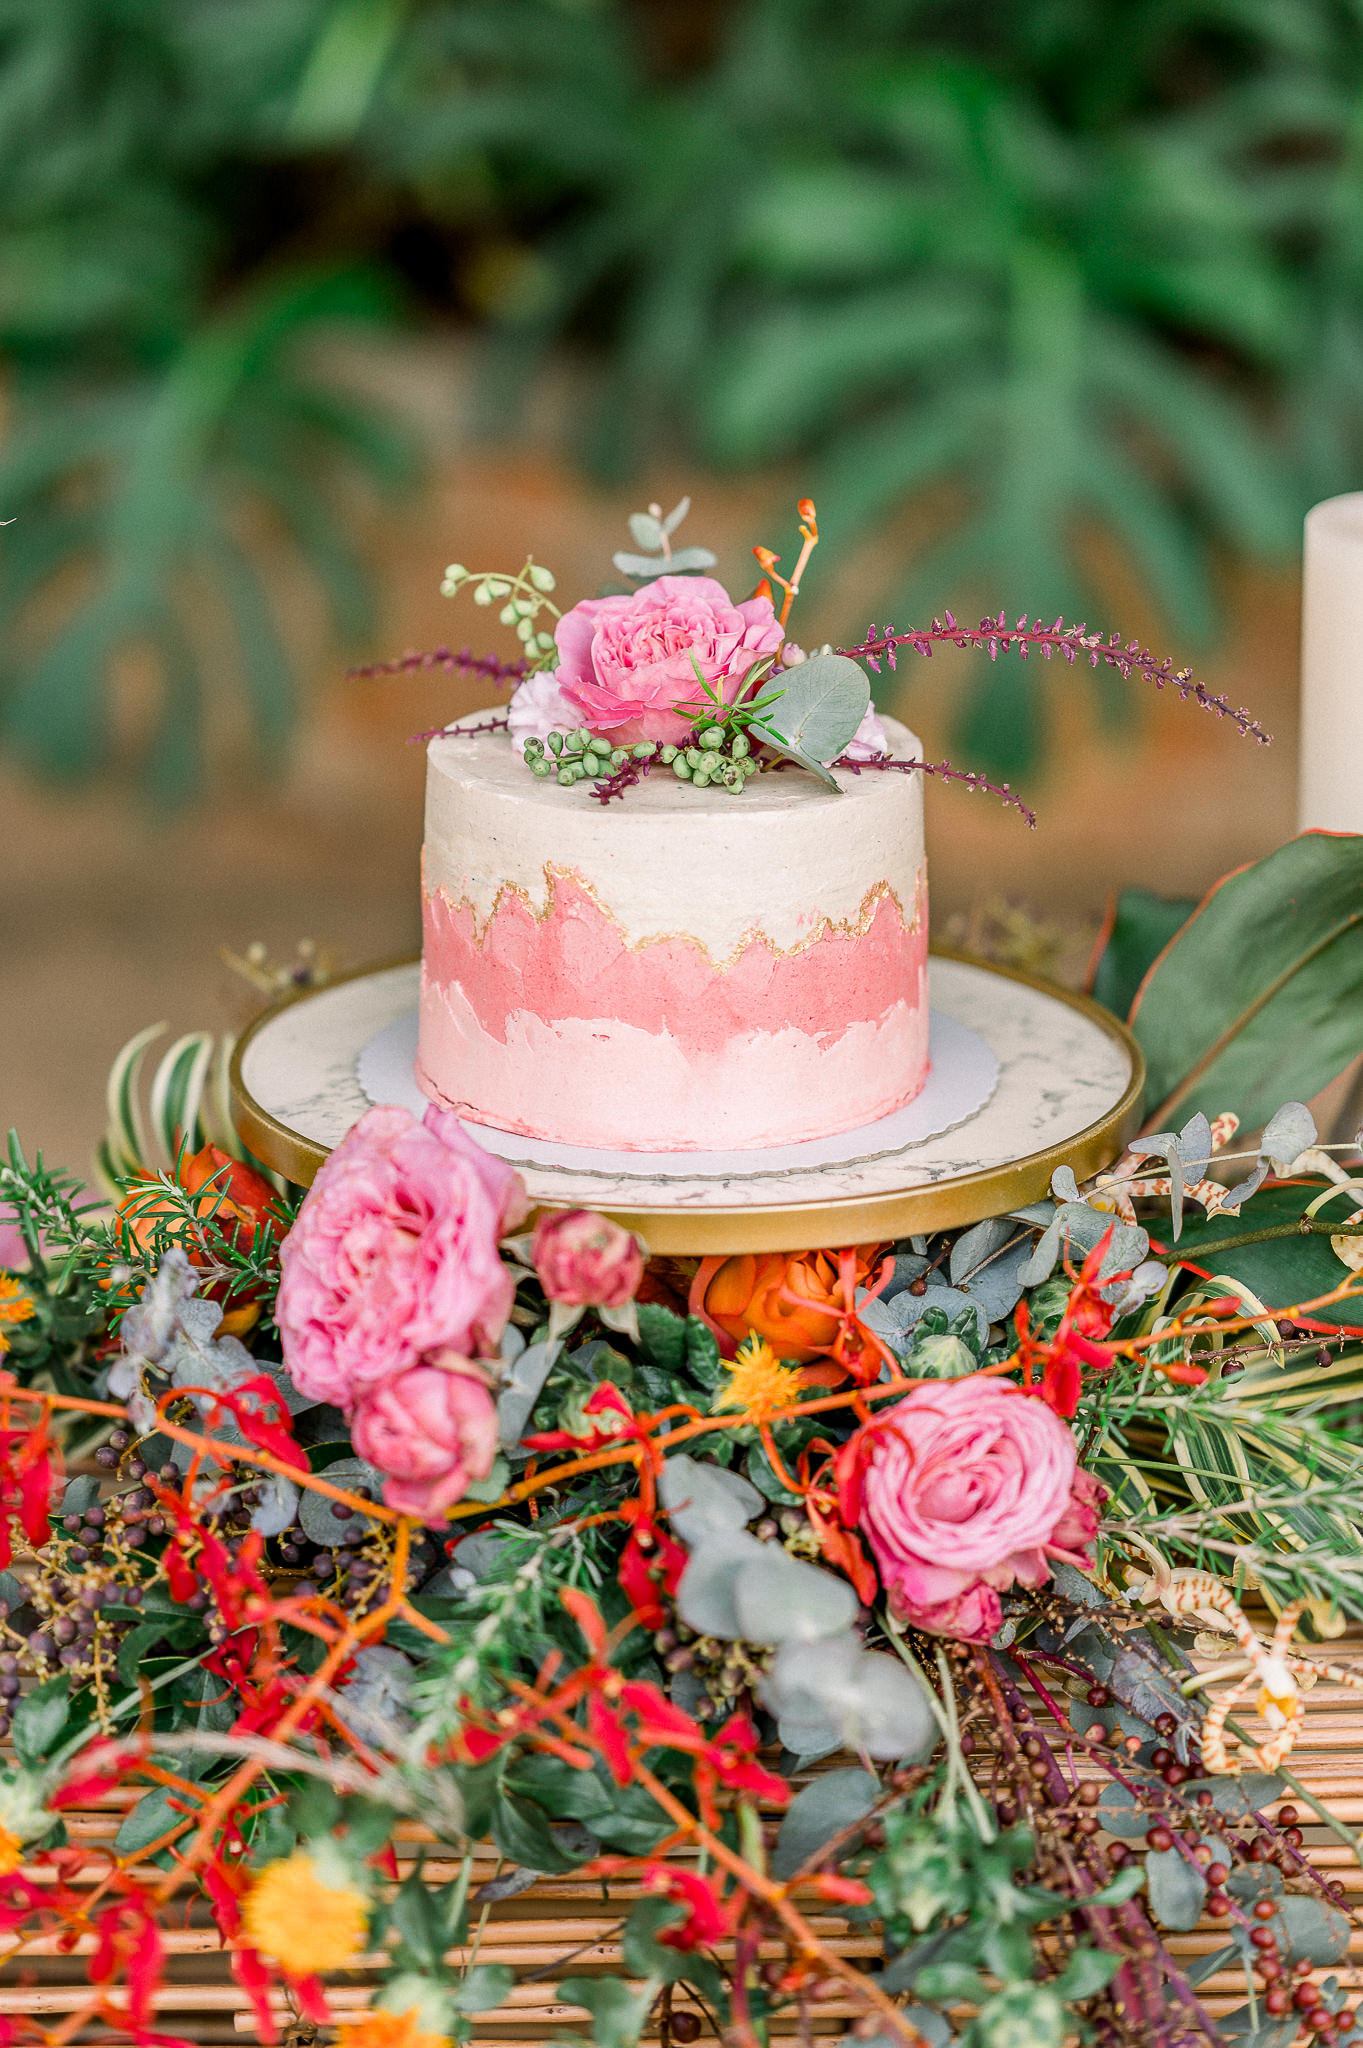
231, 954, 1144, 1253
357, 1007, 998, 1178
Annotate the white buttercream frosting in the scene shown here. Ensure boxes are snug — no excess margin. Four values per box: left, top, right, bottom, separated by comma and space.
424, 712, 926, 958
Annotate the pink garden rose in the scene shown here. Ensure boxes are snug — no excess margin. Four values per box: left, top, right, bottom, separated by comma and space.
551, 575, 784, 746
350, 1357, 500, 1522
276, 1104, 527, 1409
840, 1376, 1099, 1644
533, 1208, 644, 1309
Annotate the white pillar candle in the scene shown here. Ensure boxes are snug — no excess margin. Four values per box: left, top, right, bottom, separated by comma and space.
1300, 492, 1363, 832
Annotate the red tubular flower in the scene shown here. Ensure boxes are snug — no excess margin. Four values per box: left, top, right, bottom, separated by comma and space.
812, 1872, 874, 1905
522, 1382, 638, 1453
1016, 1227, 1206, 1418
643, 1864, 734, 1949
90, 1894, 164, 2031
617, 1501, 686, 1630
0, 1404, 56, 1567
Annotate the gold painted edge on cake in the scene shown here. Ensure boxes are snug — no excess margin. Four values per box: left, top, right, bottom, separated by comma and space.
421, 855, 926, 974
229, 950, 1146, 1255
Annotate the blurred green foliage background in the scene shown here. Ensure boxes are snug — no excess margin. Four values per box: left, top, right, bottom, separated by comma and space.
2, 0, 1361, 789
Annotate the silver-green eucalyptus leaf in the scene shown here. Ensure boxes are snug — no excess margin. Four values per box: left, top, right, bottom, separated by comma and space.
659, 1455, 762, 1545
732, 1546, 859, 1643
772, 1768, 879, 1879
763, 652, 870, 765
628, 511, 664, 552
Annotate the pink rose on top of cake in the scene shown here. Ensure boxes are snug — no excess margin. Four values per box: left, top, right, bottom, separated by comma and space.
549, 574, 784, 746
837, 1375, 1099, 1643
349, 1356, 500, 1523
276, 1103, 527, 1409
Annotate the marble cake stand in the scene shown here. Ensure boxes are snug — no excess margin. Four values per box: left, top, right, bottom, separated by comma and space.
229, 952, 1143, 1254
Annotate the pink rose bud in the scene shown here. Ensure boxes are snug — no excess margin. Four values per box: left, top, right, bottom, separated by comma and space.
533, 1209, 644, 1309
350, 1358, 499, 1525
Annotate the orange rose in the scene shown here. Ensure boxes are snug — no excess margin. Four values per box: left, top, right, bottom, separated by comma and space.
113, 1143, 283, 1335
690, 1244, 892, 1377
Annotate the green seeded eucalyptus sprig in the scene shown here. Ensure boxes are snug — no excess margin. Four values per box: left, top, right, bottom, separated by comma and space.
442, 556, 560, 662
524, 728, 653, 786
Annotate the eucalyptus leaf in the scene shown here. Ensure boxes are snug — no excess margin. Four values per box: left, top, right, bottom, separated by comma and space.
1017, 1204, 1148, 1287
563, 1975, 658, 2048
675, 1531, 765, 1639
1145, 1846, 1207, 1931
1183, 1941, 1240, 1987
1179, 1773, 1285, 1820
1272, 1893, 1351, 1966
297, 1456, 384, 1548
1083, 1782, 1156, 1839
772, 1769, 880, 1879
659, 1454, 762, 1545
732, 1546, 860, 1644
763, 1634, 936, 1761
762, 653, 870, 764
497, 1338, 556, 1448
249, 1473, 299, 1538
1261, 1100, 1317, 1172
948, 1218, 1034, 1322
1215, 2006, 1300, 2048
627, 511, 663, 551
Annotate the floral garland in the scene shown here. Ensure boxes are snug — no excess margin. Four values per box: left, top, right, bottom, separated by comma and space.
0, 1054, 1360, 2048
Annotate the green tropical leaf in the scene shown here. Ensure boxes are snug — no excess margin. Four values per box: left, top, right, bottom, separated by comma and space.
1167, 1184, 1363, 1316
1088, 889, 1199, 1021
1129, 833, 1363, 1129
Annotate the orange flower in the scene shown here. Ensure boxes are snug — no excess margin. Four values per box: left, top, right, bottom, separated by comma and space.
337, 2011, 449, 2048
0, 1823, 23, 1876
241, 1849, 368, 1976
690, 1245, 893, 1379
112, 1143, 283, 1334
0, 1279, 34, 1357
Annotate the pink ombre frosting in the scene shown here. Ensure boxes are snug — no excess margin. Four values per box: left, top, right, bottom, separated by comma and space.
417, 712, 930, 1152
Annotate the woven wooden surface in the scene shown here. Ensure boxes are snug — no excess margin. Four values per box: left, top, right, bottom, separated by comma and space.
6, 1654, 1362, 2046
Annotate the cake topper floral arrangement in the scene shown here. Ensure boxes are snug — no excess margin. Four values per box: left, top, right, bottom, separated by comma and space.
362, 495, 1271, 822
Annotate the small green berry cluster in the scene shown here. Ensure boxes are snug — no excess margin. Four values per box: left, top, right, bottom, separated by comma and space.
442, 557, 559, 659
659, 724, 758, 791
524, 728, 653, 784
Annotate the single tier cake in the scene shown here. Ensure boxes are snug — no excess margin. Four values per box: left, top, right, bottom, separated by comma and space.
417, 712, 929, 1151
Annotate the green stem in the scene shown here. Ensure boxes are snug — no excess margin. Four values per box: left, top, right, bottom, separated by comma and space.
1176, 1220, 1363, 1260
48, 1652, 209, 1772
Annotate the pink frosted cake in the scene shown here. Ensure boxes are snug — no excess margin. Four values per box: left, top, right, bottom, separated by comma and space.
417, 712, 928, 1152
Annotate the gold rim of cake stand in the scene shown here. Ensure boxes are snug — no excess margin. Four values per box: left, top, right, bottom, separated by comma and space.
229, 951, 1146, 1254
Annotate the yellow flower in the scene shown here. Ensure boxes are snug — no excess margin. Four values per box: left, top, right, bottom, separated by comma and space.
241, 1850, 369, 1977
0, 1278, 34, 1357
0, 1824, 24, 1877
712, 1335, 805, 1422
337, 2011, 450, 2048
